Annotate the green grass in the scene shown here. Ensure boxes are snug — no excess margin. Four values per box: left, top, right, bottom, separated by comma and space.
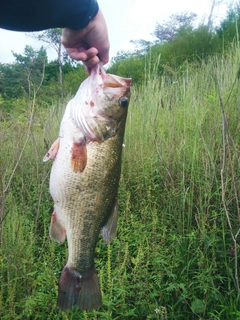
1, 46, 240, 319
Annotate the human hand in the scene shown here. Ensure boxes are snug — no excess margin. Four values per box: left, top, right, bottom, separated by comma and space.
61, 9, 110, 70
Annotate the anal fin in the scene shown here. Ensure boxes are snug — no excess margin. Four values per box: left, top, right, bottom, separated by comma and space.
43, 138, 60, 162
101, 200, 118, 244
71, 138, 87, 172
49, 210, 66, 244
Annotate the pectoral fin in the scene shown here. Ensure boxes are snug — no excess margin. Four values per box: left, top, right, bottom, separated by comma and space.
71, 138, 87, 172
101, 200, 118, 244
49, 210, 66, 244
43, 138, 60, 162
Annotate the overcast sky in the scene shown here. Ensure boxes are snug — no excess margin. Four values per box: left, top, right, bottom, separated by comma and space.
0, 0, 237, 64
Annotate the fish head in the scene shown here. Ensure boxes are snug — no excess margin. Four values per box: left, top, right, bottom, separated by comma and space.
90, 64, 131, 119
71, 64, 131, 141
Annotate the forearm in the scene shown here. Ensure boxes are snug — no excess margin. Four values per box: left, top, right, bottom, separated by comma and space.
0, 0, 99, 31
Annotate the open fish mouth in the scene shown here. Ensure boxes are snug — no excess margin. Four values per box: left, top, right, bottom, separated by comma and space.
90, 63, 132, 91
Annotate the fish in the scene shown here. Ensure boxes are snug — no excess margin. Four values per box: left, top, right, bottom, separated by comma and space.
43, 63, 131, 311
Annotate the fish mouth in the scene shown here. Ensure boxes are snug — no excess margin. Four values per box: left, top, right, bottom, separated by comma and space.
90, 63, 132, 90
103, 73, 132, 89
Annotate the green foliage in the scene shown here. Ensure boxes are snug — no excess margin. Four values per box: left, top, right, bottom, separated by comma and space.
44, 61, 59, 82
1, 6, 240, 318
62, 64, 87, 95
153, 11, 197, 42
217, 4, 240, 46
111, 4, 239, 85
1, 4, 240, 109
0, 45, 87, 115
147, 25, 219, 73
1, 45, 240, 319
35, 28, 62, 49
107, 54, 145, 85
0, 45, 47, 100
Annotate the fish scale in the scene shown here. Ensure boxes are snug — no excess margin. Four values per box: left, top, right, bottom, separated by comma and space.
43, 63, 131, 310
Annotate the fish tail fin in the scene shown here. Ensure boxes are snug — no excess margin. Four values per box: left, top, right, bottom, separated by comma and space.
57, 265, 102, 311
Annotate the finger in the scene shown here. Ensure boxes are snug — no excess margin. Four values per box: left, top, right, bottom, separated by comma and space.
83, 56, 100, 71
65, 47, 98, 61
97, 49, 109, 65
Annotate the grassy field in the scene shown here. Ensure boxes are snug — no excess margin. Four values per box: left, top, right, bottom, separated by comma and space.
1, 46, 240, 319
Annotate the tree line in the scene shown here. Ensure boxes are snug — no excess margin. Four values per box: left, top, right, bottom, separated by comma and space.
0, 3, 239, 113
108, 4, 240, 82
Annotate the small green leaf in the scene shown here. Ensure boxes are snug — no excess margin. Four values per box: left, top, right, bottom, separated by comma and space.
191, 298, 205, 314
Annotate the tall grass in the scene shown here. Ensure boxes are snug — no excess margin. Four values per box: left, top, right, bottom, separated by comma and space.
1, 46, 240, 319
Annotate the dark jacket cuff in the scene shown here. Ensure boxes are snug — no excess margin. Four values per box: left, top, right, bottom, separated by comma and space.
0, 0, 99, 32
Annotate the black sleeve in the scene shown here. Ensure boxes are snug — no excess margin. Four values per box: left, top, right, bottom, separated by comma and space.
0, 0, 99, 32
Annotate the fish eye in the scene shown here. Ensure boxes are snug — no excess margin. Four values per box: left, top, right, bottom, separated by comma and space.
119, 97, 128, 108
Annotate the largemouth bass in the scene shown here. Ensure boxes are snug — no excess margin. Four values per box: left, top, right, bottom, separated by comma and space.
43, 64, 131, 311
